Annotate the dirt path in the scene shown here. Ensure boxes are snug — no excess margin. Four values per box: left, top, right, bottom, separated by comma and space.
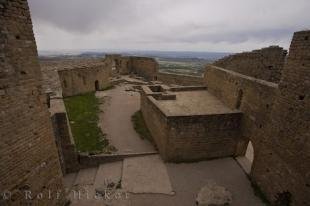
96, 84, 156, 154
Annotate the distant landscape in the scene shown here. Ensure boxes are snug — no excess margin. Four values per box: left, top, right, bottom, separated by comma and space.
39, 50, 231, 76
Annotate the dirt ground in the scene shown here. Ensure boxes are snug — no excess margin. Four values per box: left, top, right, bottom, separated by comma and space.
96, 84, 156, 154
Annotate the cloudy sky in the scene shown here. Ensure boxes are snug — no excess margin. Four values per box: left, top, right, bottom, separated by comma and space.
28, 0, 310, 53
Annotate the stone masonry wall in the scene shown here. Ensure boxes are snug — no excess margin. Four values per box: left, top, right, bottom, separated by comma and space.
130, 57, 159, 81
141, 86, 242, 162
0, 0, 64, 205
104, 55, 158, 80
214, 46, 287, 83
58, 64, 111, 97
165, 113, 241, 162
205, 31, 310, 205
157, 72, 203, 86
251, 31, 310, 206
204, 65, 278, 156
140, 93, 169, 158
51, 113, 79, 174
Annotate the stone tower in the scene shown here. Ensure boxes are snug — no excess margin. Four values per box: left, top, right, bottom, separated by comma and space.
0, 0, 64, 205
252, 31, 310, 205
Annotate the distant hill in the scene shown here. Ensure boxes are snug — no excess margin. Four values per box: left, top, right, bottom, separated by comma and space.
39, 50, 231, 61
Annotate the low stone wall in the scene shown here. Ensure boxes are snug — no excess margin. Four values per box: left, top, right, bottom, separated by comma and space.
51, 113, 79, 174
78, 152, 158, 168
58, 64, 111, 97
157, 72, 204, 86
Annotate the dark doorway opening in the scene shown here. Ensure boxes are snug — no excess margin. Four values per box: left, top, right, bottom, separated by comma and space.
236, 89, 243, 109
95, 80, 99, 91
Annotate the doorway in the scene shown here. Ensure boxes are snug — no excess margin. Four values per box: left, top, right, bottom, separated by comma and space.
95, 80, 99, 91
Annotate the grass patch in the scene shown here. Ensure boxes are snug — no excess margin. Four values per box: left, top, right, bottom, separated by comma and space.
64, 92, 112, 153
131, 110, 154, 144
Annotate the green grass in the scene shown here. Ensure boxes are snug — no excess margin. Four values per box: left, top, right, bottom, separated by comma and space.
64, 92, 108, 153
131, 110, 154, 144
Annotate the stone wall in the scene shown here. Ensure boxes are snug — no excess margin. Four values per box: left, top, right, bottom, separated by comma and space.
51, 113, 79, 174
141, 86, 242, 162
204, 65, 278, 154
214, 46, 287, 83
157, 72, 203, 86
58, 64, 111, 97
165, 113, 241, 162
141, 93, 170, 158
0, 0, 64, 205
251, 31, 310, 206
104, 55, 158, 80
130, 57, 158, 81
205, 31, 310, 205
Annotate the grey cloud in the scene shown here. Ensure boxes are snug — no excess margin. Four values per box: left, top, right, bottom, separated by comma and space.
28, 0, 139, 33
27, 0, 310, 52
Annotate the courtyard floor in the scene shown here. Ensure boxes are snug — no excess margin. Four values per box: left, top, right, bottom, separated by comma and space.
64, 79, 263, 206
96, 83, 156, 154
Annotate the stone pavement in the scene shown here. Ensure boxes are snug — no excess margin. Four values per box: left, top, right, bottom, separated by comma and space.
64, 157, 265, 206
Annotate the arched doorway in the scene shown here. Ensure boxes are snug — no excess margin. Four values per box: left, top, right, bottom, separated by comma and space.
236, 140, 254, 174
95, 80, 99, 91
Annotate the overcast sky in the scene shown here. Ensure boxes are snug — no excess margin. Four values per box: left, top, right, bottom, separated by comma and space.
28, 0, 310, 53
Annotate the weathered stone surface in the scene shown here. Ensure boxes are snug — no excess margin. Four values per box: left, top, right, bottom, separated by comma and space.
157, 72, 204, 86
205, 31, 310, 205
0, 0, 64, 205
122, 155, 174, 195
196, 182, 232, 206
214, 46, 287, 83
58, 64, 111, 97
140, 85, 242, 162
74, 167, 98, 186
105, 55, 158, 81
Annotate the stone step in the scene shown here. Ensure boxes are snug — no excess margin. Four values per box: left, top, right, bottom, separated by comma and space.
94, 161, 123, 190
74, 167, 98, 186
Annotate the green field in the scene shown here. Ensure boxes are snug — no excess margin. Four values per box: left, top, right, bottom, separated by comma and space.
157, 58, 211, 76
64, 92, 109, 153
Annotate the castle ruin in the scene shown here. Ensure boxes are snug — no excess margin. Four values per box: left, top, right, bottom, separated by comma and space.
0, 0, 309, 205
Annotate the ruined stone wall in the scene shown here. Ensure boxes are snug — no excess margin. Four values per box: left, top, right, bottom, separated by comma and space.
58, 64, 111, 97
0, 0, 64, 205
104, 55, 159, 80
130, 57, 158, 81
214, 46, 287, 83
157, 72, 203, 86
204, 65, 278, 152
141, 93, 169, 158
141, 86, 242, 162
251, 31, 310, 206
165, 113, 241, 162
52, 113, 79, 174
205, 31, 310, 205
